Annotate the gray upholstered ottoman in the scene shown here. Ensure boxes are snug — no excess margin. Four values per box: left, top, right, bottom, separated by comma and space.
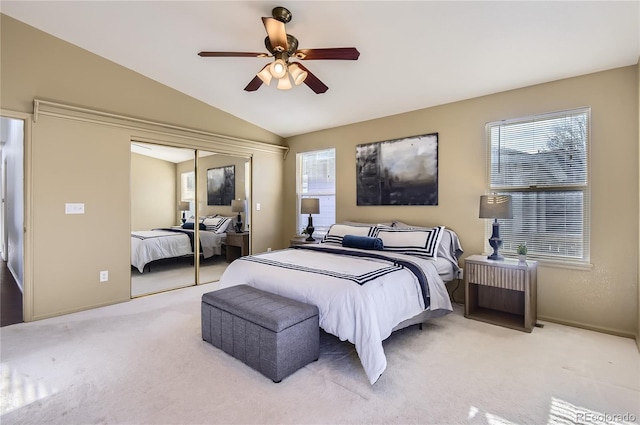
201, 285, 320, 383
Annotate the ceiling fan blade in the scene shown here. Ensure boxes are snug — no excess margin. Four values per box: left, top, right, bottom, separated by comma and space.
244, 75, 263, 92
262, 17, 288, 52
198, 52, 269, 58
294, 47, 360, 60
296, 64, 328, 94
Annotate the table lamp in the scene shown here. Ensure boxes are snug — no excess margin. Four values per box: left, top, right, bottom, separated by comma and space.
178, 201, 190, 224
300, 198, 320, 241
231, 199, 245, 233
479, 194, 513, 260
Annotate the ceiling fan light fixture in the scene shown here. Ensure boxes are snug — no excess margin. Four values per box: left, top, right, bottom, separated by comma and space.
198, 6, 359, 94
257, 65, 273, 85
288, 63, 308, 85
270, 58, 287, 79
277, 74, 292, 90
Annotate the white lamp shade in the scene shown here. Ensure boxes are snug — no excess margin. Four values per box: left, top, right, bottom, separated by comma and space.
277, 75, 292, 90
231, 199, 245, 213
288, 63, 308, 85
479, 194, 513, 219
301, 198, 320, 214
269, 59, 287, 79
257, 65, 272, 85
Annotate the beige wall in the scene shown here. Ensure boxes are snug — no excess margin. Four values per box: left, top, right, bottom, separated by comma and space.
31, 116, 132, 318
0, 15, 282, 147
131, 153, 176, 230
637, 57, 640, 349
285, 66, 639, 337
1, 14, 286, 320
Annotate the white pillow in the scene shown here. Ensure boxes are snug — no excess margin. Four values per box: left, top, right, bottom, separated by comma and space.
186, 216, 205, 224
392, 223, 463, 263
322, 223, 377, 245
374, 226, 445, 259
203, 216, 232, 233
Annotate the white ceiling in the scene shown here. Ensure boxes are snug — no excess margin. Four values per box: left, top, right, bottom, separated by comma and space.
2, 1, 639, 138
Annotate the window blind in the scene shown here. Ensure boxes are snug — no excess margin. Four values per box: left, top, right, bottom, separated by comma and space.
486, 108, 590, 264
296, 148, 336, 236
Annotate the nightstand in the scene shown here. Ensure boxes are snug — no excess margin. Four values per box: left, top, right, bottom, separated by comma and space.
290, 236, 322, 246
225, 232, 249, 263
464, 254, 537, 332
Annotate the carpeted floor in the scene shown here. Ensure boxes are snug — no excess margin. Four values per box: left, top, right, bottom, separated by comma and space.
131, 255, 228, 297
1, 282, 638, 425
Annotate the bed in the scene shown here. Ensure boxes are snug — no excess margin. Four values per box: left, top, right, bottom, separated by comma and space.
131, 216, 231, 273
218, 222, 463, 384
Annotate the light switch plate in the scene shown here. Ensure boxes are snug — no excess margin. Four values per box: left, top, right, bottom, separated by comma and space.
65, 203, 85, 214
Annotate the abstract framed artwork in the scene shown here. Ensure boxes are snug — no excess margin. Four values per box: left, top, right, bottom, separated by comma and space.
356, 133, 438, 206
207, 165, 235, 206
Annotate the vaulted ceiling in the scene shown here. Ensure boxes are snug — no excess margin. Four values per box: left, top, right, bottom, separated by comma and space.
2, 1, 639, 138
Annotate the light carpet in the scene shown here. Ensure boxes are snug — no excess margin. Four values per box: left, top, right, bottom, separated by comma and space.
1, 283, 638, 425
131, 256, 228, 297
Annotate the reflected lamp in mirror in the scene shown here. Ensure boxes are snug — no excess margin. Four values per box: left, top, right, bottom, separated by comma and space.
479, 194, 513, 261
301, 198, 320, 241
231, 199, 245, 233
178, 201, 190, 224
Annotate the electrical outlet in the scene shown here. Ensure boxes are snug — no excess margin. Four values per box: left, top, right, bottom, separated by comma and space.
267, 247, 272, 252
457, 269, 464, 280
99, 270, 109, 282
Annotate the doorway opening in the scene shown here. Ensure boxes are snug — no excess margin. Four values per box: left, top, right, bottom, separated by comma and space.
0, 116, 25, 326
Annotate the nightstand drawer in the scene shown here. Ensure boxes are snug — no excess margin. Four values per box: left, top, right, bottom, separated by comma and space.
467, 262, 526, 292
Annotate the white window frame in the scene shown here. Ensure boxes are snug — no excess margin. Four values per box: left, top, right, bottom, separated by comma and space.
485, 107, 591, 267
296, 148, 336, 238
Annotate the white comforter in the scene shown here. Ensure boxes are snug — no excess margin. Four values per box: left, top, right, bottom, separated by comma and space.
131, 229, 224, 272
218, 244, 452, 384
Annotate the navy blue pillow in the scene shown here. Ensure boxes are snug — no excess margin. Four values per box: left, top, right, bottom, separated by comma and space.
182, 222, 206, 230
342, 234, 384, 250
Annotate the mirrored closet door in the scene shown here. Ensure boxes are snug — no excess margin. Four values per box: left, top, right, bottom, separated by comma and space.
130, 142, 197, 297
195, 150, 250, 284
130, 143, 251, 297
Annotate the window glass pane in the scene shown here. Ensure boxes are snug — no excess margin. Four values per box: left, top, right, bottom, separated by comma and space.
181, 171, 195, 200
496, 191, 584, 261
486, 108, 589, 264
490, 112, 587, 189
300, 150, 336, 195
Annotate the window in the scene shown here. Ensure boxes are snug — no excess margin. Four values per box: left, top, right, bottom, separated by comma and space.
486, 108, 590, 265
181, 171, 195, 218
296, 148, 336, 237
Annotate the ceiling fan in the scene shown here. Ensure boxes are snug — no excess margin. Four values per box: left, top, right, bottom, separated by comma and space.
198, 6, 360, 94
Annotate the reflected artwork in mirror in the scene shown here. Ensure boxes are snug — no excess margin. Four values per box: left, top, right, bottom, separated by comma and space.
207, 165, 235, 206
